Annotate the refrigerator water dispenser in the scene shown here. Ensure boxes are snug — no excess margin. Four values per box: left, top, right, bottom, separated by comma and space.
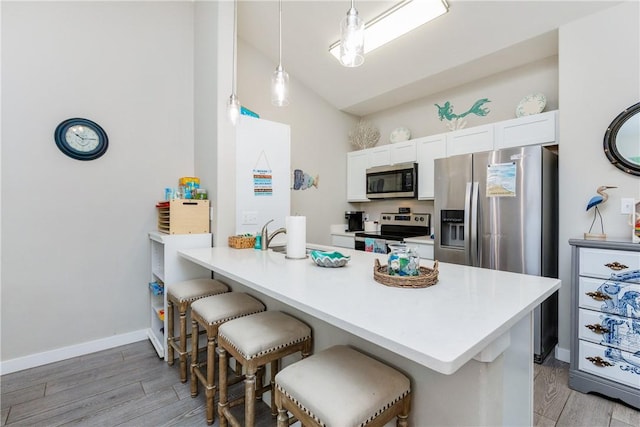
441, 210, 464, 248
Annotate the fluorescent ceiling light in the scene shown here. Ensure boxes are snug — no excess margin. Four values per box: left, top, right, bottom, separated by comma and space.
329, 0, 449, 61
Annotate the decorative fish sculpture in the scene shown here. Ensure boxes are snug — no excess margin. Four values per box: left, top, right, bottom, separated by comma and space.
292, 169, 319, 190
435, 98, 491, 121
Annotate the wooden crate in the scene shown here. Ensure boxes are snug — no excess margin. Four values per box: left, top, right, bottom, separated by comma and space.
156, 199, 210, 234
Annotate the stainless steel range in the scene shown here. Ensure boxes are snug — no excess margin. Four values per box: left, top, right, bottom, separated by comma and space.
354, 213, 430, 252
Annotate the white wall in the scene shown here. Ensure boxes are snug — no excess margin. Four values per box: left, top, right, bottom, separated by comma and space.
1, 2, 195, 365
364, 55, 559, 144
557, 1, 640, 357
236, 39, 357, 245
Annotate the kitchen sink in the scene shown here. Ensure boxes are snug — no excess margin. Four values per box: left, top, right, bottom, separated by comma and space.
269, 245, 314, 254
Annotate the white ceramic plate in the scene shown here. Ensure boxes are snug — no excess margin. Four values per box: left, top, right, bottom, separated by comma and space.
516, 93, 547, 117
389, 127, 411, 143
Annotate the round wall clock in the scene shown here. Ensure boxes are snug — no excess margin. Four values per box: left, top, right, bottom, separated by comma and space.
54, 118, 108, 160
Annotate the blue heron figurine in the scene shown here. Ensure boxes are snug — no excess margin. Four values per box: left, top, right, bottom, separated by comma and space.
586, 185, 617, 237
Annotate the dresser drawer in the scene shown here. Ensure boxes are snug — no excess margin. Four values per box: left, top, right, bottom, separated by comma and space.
578, 340, 640, 389
579, 277, 640, 319
579, 248, 640, 280
579, 308, 640, 353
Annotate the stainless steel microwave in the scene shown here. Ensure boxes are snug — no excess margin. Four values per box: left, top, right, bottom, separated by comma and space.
366, 163, 418, 199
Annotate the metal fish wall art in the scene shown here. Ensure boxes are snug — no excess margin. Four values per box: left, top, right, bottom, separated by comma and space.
292, 169, 319, 190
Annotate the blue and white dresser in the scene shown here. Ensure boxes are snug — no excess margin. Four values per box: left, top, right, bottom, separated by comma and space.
569, 239, 640, 408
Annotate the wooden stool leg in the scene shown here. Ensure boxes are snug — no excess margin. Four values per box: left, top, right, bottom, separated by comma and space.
205, 335, 216, 425
167, 300, 174, 365
217, 347, 229, 427
190, 318, 199, 397
275, 388, 288, 427
245, 369, 257, 427
397, 394, 411, 427
178, 303, 188, 382
270, 359, 278, 417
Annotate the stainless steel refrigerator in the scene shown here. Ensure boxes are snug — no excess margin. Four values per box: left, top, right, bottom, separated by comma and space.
434, 145, 558, 363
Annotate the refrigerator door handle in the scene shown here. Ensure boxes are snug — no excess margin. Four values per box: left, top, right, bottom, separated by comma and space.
464, 182, 472, 265
470, 182, 480, 267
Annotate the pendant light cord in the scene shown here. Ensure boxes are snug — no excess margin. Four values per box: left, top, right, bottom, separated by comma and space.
232, 0, 238, 94
278, 0, 283, 68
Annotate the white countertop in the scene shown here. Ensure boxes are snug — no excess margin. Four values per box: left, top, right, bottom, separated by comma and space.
178, 246, 560, 375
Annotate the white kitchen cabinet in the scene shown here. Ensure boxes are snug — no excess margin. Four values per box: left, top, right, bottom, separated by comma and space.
368, 145, 391, 167
416, 134, 447, 200
568, 239, 640, 409
331, 234, 355, 249
390, 140, 416, 164
411, 242, 434, 260
148, 231, 212, 359
347, 150, 370, 202
494, 110, 557, 149
446, 123, 494, 156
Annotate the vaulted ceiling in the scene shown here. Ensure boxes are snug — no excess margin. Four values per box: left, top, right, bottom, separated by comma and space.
238, 0, 618, 116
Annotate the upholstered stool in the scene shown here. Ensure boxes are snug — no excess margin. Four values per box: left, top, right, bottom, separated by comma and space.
217, 311, 312, 427
166, 278, 229, 382
190, 292, 266, 425
274, 345, 411, 427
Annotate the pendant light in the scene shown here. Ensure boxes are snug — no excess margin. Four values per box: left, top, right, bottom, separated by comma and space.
228, 0, 241, 125
271, 0, 289, 106
339, 0, 365, 67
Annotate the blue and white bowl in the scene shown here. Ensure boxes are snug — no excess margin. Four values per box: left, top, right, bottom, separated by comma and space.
310, 251, 350, 268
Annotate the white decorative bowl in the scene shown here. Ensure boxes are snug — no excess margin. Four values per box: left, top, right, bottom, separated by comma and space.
390, 127, 411, 143
310, 251, 350, 268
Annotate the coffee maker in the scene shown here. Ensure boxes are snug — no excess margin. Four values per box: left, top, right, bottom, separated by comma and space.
345, 211, 364, 232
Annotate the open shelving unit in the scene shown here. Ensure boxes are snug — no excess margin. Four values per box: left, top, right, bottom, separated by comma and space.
148, 231, 212, 359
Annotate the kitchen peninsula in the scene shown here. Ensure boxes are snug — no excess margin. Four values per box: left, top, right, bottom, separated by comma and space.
179, 246, 560, 426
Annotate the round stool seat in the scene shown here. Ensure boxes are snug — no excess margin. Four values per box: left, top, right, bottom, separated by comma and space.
191, 292, 265, 326
167, 278, 228, 303
275, 345, 411, 426
218, 311, 311, 360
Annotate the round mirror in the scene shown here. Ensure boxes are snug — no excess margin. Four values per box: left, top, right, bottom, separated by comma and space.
604, 102, 640, 176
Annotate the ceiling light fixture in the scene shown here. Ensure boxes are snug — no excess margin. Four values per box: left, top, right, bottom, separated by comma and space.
271, 0, 289, 106
339, 0, 365, 67
228, 0, 240, 125
330, 0, 449, 63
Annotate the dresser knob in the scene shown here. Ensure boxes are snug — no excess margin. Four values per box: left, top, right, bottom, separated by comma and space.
585, 324, 610, 334
585, 291, 612, 301
586, 356, 614, 368
605, 261, 628, 271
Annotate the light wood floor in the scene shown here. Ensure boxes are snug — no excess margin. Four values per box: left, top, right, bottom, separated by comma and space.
2, 340, 639, 426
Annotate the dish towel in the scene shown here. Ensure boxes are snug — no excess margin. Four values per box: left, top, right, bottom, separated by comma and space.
365, 238, 387, 254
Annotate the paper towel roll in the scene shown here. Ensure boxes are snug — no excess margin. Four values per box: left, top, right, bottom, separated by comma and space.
286, 216, 306, 259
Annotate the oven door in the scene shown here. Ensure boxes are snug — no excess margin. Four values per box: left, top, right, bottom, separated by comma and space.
354, 236, 393, 253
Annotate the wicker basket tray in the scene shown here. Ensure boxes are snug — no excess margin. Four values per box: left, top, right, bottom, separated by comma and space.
373, 258, 439, 288
228, 235, 256, 249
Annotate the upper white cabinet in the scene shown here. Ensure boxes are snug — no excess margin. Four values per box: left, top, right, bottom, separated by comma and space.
494, 110, 557, 150
347, 150, 370, 202
446, 123, 494, 156
346, 111, 558, 202
416, 134, 447, 200
368, 146, 391, 167
390, 140, 417, 164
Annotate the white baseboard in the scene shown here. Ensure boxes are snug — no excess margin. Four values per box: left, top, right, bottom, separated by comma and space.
555, 345, 570, 363
0, 329, 149, 375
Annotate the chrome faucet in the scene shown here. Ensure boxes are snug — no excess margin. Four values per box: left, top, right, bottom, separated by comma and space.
260, 219, 287, 251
